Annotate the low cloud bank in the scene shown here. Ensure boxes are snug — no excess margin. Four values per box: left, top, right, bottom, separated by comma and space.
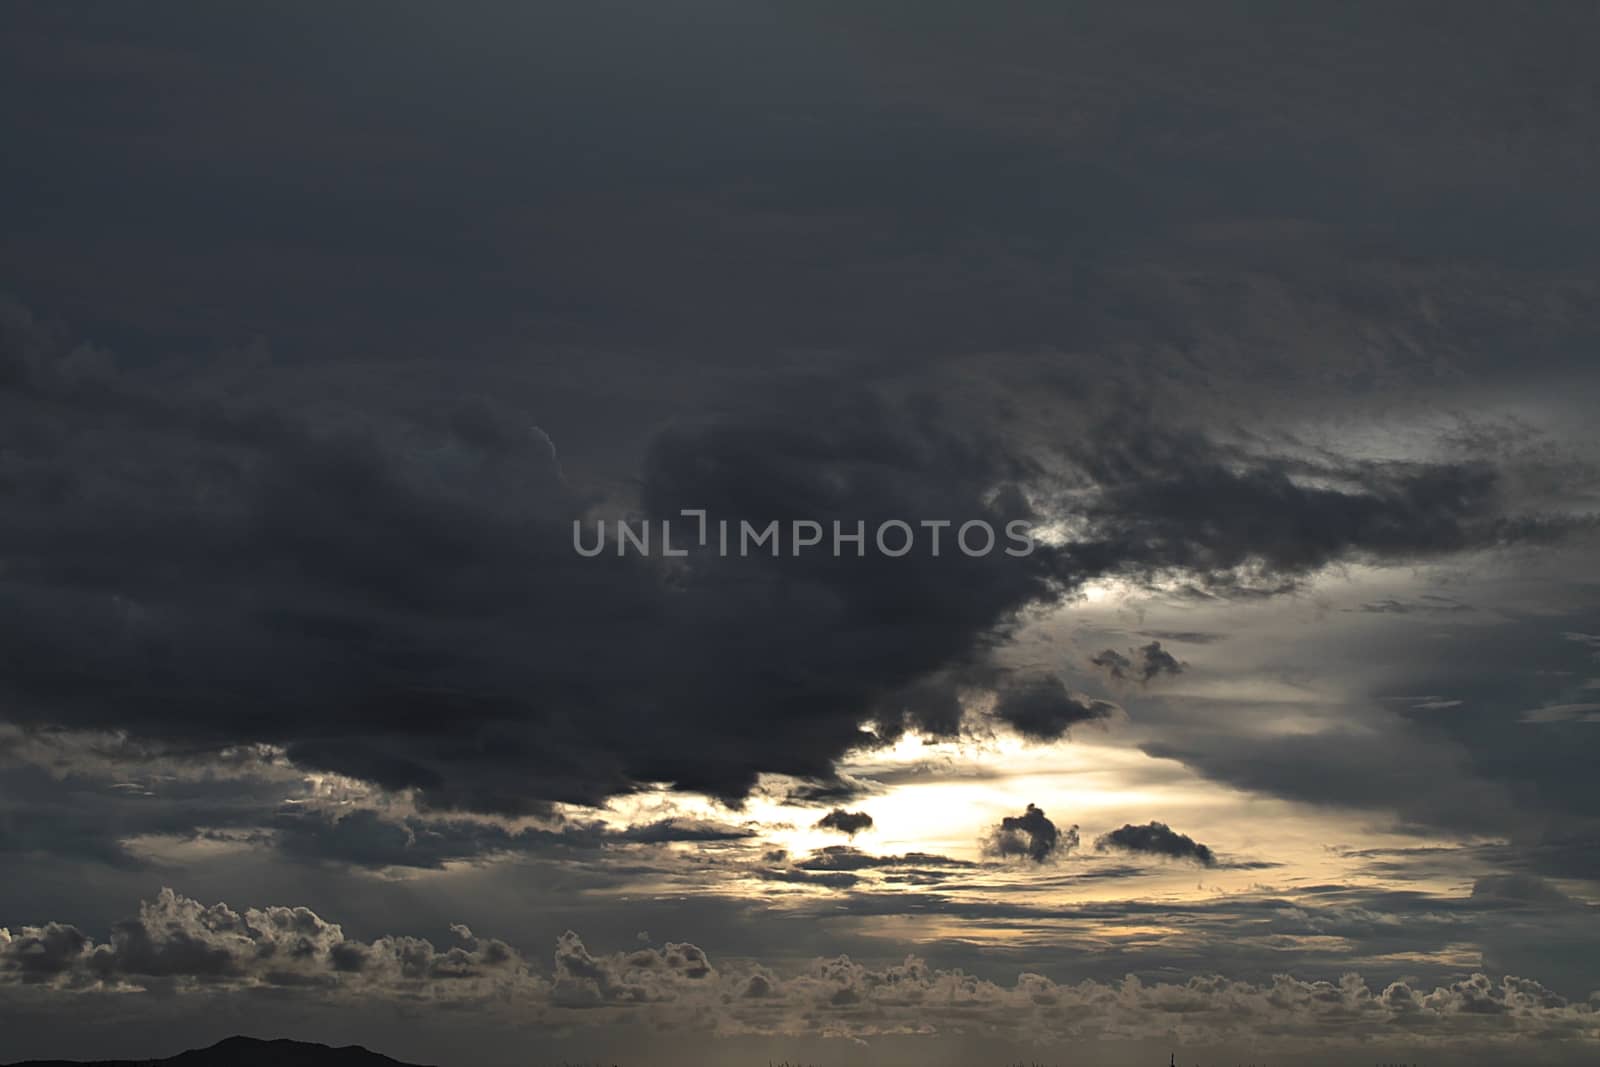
3, 890, 1598, 1049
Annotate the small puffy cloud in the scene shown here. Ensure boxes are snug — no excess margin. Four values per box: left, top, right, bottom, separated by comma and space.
551, 929, 713, 1007
1095, 821, 1217, 867
992, 677, 1119, 741
1091, 641, 1184, 684
984, 804, 1077, 864
815, 809, 874, 836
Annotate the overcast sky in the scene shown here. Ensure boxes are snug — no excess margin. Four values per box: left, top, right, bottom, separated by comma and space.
3, 3, 1600, 1065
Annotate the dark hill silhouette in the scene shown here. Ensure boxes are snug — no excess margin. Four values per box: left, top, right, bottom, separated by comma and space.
5, 1035, 431, 1067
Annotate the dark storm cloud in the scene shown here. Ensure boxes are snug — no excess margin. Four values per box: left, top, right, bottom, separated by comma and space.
983, 804, 1076, 864
1095, 821, 1217, 867
7, 2, 1599, 376
815, 810, 873, 836
4, 6, 1600, 1059
0, 309, 1067, 812
0, 298, 1587, 820
1, 0, 1596, 834
1090, 641, 1184, 684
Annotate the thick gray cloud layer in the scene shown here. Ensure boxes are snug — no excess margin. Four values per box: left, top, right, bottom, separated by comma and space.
5, 297, 1580, 820
2, 3, 1595, 833
3, 2, 1600, 1058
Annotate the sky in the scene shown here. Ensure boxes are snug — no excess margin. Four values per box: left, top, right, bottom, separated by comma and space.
2, 3, 1600, 1064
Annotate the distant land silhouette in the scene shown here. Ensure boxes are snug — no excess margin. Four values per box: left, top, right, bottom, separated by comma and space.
5, 1036, 429, 1067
